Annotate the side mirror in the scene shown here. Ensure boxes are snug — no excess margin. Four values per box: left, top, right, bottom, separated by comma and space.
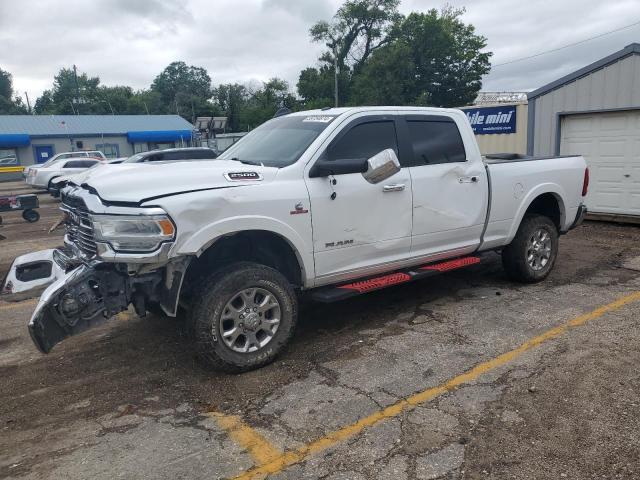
308, 157, 368, 178
362, 149, 400, 184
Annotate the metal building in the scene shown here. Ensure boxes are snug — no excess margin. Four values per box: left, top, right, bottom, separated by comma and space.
0, 115, 195, 180
527, 43, 640, 218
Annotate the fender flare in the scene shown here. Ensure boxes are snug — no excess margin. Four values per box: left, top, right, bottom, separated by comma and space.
506, 183, 567, 244
174, 215, 315, 287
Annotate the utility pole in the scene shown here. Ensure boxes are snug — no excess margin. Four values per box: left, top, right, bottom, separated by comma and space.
73, 64, 81, 114
327, 41, 340, 108
24, 92, 32, 114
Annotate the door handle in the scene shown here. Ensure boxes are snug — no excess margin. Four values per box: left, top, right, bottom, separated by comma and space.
458, 176, 479, 184
383, 184, 406, 192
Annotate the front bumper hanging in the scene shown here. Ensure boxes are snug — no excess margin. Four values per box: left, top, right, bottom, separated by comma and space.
2, 246, 188, 354
28, 262, 131, 353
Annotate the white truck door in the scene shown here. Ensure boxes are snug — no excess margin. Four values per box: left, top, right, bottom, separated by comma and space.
402, 115, 488, 257
305, 116, 412, 283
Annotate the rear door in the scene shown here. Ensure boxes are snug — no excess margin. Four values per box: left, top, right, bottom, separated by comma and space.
401, 114, 488, 257
305, 114, 413, 282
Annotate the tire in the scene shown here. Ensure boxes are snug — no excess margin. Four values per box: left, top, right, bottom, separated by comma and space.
22, 209, 40, 223
190, 262, 298, 373
502, 214, 558, 283
47, 177, 60, 193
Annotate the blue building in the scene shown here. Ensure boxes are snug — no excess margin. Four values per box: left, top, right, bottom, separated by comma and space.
0, 114, 195, 179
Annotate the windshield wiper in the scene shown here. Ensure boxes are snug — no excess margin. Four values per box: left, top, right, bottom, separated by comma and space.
230, 157, 263, 166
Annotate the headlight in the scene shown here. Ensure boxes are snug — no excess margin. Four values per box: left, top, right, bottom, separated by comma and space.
90, 214, 175, 252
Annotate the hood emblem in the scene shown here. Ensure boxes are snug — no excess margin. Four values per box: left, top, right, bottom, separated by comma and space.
224, 172, 263, 181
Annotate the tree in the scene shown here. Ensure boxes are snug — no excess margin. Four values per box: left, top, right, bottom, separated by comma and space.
150, 61, 213, 120
299, 0, 401, 107
33, 67, 101, 114
310, 0, 402, 74
0, 68, 28, 114
213, 83, 249, 132
351, 7, 491, 107
297, 65, 350, 109
349, 42, 416, 106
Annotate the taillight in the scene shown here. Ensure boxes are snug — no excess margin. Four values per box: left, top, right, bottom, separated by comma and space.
581, 167, 589, 197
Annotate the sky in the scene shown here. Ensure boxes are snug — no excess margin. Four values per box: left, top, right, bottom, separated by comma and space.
1, 0, 639, 102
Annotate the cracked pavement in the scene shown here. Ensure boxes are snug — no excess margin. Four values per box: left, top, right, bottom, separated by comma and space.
1, 186, 639, 480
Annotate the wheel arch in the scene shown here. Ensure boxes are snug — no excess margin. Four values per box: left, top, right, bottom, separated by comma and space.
507, 186, 567, 244
182, 229, 308, 297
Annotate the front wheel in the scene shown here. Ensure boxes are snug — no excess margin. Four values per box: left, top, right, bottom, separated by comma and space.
191, 262, 297, 373
502, 214, 559, 283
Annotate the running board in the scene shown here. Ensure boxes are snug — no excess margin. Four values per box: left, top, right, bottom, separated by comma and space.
310, 256, 482, 303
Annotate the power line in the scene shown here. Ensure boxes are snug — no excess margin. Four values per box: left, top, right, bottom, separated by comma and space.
493, 19, 640, 68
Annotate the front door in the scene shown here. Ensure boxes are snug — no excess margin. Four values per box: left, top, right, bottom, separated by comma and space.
305, 115, 413, 283
401, 115, 488, 257
34, 145, 54, 164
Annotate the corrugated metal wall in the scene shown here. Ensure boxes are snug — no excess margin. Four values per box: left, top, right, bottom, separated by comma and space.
532, 54, 640, 156
473, 103, 528, 154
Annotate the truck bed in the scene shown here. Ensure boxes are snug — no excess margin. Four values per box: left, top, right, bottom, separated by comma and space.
480, 154, 586, 251
483, 153, 583, 164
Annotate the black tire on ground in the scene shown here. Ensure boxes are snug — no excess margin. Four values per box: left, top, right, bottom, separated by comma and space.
47, 177, 59, 193
190, 262, 298, 373
22, 209, 40, 223
502, 214, 559, 283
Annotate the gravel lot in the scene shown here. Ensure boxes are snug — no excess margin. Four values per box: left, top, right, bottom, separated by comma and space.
1, 180, 639, 480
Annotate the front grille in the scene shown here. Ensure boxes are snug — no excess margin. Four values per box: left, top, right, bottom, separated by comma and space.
61, 191, 97, 257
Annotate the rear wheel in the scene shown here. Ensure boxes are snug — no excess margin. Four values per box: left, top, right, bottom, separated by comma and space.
22, 209, 40, 223
502, 214, 558, 283
190, 262, 297, 373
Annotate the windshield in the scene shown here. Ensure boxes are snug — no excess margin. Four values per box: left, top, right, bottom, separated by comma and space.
218, 115, 337, 167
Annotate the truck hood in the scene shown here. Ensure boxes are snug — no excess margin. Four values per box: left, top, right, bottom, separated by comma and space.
75, 160, 279, 203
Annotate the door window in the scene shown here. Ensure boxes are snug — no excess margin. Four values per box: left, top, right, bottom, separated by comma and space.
328, 121, 398, 162
406, 120, 466, 165
63, 160, 96, 168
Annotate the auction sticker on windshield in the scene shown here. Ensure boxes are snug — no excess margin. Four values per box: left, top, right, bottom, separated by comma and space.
302, 116, 334, 123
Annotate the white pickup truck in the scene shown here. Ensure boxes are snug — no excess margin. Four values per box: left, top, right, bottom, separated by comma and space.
3, 107, 588, 372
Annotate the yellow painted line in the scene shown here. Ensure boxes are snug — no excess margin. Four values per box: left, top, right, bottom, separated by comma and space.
234, 290, 640, 480
207, 411, 282, 465
0, 299, 38, 311
0, 166, 24, 173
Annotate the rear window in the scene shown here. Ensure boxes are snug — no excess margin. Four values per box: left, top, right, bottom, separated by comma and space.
406, 120, 466, 165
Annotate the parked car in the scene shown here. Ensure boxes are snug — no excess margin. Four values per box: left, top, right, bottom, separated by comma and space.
25, 157, 102, 190
48, 158, 127, 198
122, 147, 218, 163
4, 107, 588, 373
23, 151, 107, 178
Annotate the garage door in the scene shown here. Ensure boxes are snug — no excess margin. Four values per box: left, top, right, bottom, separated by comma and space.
560, 110, 640, 215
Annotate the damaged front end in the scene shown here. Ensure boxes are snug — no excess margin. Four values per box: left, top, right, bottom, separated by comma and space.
2, 185, 189, 354
4, 247, 166, 353
28, 259, 133, 352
